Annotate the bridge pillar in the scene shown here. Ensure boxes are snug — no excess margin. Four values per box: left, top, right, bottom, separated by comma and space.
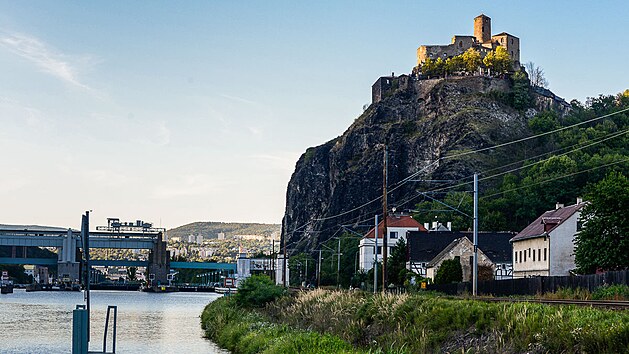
58, 229, 80, 282
147, 232, 170, 286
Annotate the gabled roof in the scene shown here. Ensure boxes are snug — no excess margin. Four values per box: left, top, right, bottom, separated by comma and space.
426, 237, 490, 267
364, 215, 426, 239
408, 231, 514, 263
492, 32, 519, 39
510, 203, 586, 243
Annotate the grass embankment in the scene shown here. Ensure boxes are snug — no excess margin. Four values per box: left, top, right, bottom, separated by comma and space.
201, 296, 360, 354
201, 277, 629, 353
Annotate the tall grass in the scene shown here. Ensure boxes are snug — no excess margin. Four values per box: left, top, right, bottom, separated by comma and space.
203, 290, 629, 353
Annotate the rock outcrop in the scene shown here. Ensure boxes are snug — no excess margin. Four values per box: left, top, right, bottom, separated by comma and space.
282, 75, 565, 252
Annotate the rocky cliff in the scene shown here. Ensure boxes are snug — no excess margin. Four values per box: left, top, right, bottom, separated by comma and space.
282, 75, 566, 251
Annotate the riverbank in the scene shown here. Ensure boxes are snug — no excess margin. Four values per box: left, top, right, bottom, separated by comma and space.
201, 289, 629, 353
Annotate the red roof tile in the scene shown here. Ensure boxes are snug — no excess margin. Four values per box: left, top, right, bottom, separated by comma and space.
364, 215, 426, 238
510, 203, 585, 242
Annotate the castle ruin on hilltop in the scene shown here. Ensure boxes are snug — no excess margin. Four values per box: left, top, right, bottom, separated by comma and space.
416, 14, 520, 67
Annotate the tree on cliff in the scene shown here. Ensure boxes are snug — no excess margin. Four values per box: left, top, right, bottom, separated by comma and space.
462, 48, 481, 73
575, 171, 629, 273
483, 47, 512, 75
525, 61, 549, 88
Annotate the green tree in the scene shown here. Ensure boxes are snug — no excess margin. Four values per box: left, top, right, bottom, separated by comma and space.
512, 70, 532, 110
575, 171, 629, 273
233, 274, 285, 308
387, 238, 408, 287
434, 258, 463, 284
483, 47, 512, 75
421, 58, 438, 77
462, 48, 481, 73
445, 55, 464, 75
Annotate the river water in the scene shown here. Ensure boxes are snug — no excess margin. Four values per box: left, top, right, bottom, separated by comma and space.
0, 289, 228, 353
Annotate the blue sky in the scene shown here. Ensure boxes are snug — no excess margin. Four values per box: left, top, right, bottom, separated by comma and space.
1, 1, 627, 229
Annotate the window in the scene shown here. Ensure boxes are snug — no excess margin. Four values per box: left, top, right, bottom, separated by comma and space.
520, 250, 523, 262
390, 231, 398, 239
375, 246, 382, 255
459, 41, 462, 47
523, 250, 526, 262
533, 249, 536, 262
544, 248, 547, 261
514, 251, 518, 263
538, 249, 541, 261
529, 248, 531, 258
511, 38, 514, 44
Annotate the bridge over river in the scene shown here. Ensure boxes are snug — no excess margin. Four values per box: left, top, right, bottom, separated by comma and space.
0, 217, 237, 285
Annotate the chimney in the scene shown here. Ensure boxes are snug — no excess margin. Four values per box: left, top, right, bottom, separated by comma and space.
576, 197, 583, 204
432, 221, 438, 229
447, 222, 452, 231
424, 223, 430, 230
555, 203, 564, 210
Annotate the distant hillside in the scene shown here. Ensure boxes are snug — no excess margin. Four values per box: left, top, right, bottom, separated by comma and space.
167, 222, 280, 240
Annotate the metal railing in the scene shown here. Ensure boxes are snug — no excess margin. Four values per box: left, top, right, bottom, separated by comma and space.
103, 306, 118, 354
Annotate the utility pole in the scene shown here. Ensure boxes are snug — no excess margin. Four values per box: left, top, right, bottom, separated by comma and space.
336, 237, 341, 288
282, 233, 287, 287
473, 173, 479, 297
374, 214, 378, 294
382, 143, 388, 291
317, 249, 322, 287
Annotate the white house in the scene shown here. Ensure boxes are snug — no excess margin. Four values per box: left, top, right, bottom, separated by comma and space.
358, 215, 426, 272
510, 200, 586, 278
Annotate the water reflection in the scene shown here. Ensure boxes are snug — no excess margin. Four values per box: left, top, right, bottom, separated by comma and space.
0, 289, 227, 353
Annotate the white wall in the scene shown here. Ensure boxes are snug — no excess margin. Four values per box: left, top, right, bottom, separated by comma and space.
358, 227, 418, 271
549, 211, 580, 276
512, 237, 550, 278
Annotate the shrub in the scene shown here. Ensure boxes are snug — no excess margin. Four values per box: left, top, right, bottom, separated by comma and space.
233, 274, 286, 308
592, 284, 629, 300
434, 258, 463, 284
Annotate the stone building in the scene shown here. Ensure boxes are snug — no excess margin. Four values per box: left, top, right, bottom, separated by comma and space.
407, 231, 514, 280
416, 14, 520, 68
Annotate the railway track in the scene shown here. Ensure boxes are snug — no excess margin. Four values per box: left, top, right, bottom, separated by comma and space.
479, 297, 629, 309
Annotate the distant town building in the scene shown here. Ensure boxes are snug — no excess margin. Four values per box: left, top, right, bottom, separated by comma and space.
235, 235, 267, 241
196, 234, 204, 245
511, 200, 586, 278
188, 234, 196, 243
217, 232, 226, 240
23, 265, 49, 284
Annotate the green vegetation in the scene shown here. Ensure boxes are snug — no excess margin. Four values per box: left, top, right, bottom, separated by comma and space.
434, 258, 463, 284
419, 47, 512, 77
575, 171, 629, 272
203, 289, 629, 353
541, 285, 629, 301
415, 91, 629, 238
233, 275, 286, 308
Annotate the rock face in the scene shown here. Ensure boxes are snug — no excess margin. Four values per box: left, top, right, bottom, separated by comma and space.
282, 75, 563, 252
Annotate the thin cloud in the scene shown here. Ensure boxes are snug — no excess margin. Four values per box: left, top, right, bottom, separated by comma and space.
220, 94, 257, 105
0, 31, 92, 90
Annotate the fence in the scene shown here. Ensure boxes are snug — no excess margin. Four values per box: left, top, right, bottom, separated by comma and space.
426, 270, 629, 296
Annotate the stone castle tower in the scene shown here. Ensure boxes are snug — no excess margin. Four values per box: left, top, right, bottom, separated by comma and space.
474, 14, 491, 43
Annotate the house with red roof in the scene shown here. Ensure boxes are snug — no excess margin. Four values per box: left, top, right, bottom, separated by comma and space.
358, 214, 426, 271
510, 199, 586, 278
